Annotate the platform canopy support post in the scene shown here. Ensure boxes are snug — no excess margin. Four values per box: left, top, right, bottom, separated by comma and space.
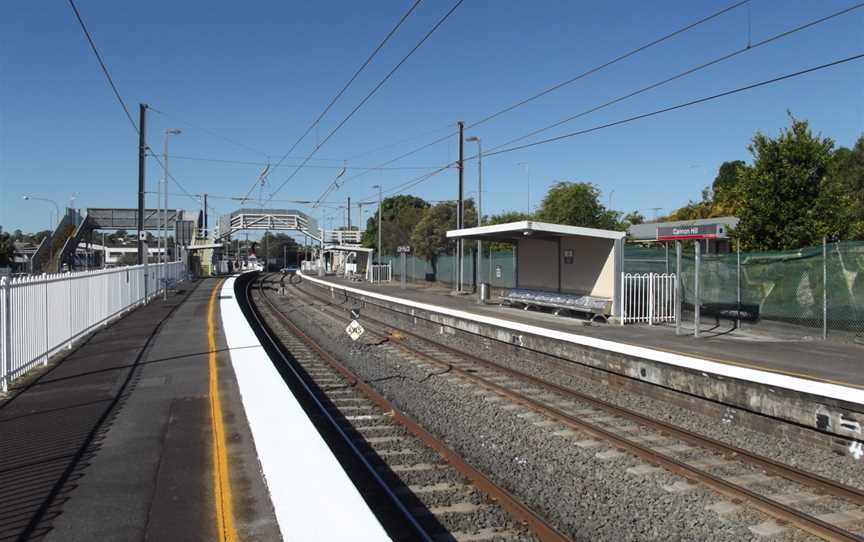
694, 240, 701, 338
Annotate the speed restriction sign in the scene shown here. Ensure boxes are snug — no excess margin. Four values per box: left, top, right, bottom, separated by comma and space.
345, 319, 365, 341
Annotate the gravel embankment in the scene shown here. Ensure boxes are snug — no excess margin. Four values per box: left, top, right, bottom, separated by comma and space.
276, 284, 828, 541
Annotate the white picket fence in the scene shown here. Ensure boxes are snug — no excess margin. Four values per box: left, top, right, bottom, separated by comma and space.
368, 264, 392, 283
621, 272, 677, 325
0, 262, 186, 392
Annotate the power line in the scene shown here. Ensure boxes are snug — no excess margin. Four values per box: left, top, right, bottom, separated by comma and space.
372, 53, 864, 200
466, 0, 749, 131
166, 154, 446, 171
148, 107, 270, 157
268, 0, 465, 206
326, 1, 748, 195
240, 0, 425, 204
147, 151, 201, 204
484, 1, 864, 155
67, 0, 137, 135
345, 123, 456, 161
484, 53, 864, 158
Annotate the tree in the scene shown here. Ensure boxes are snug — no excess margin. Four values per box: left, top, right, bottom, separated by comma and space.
710, 160, 745, 216
735, 117, 846, 250
0, 230, 14, 266
484, 211, 530, 225
534, 181, 619, 229
622, 211, 645, 227
361, 195, 429, 255
410, 200, 476, 278
828, 135, 864, 238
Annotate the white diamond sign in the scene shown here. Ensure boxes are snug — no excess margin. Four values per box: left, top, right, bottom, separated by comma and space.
345, 319, 365, 341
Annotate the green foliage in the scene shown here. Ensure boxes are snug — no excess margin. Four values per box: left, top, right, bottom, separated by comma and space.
260, 232, 299, 260
409, 200, 476, 275
361, 195, 429, 254
534, 181, 619, 229
622, 211, 645, 227
0, 230, 14, 266
484, 211, 530, 225
734, 118, 847, 251
829, 136, 864, 238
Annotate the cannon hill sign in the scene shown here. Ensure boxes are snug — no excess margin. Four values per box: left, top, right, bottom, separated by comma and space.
656, 222, 729, 241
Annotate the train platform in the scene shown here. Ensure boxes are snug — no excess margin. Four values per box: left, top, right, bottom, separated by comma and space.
301, 273, 864, 446
0, 278, 283, 541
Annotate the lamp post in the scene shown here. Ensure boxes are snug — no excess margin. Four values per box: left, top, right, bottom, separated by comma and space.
466, 136, 482, 298
162, 128, 181, 299
22, 195, 61, 231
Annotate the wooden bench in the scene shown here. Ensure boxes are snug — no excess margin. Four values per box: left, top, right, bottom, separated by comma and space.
500, 289, 612, 320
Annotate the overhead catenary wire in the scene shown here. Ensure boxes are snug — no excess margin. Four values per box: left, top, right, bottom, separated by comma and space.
66, 0, 138, 135
465, 0, 750, 131
370, 53, 864, 200
267, 0, 466, 206
484, 1, 864, 155
166, 154, 446, 171
148, 107, 271, 158
484, 53, 864, 158
324, 0, 749, 197
237, 0, 425, 205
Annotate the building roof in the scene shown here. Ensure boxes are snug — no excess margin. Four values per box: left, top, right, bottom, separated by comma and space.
627, 216, 739, 241
446, 220, 626, 242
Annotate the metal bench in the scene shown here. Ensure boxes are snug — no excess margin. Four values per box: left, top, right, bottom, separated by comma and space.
500, 288, 612, 320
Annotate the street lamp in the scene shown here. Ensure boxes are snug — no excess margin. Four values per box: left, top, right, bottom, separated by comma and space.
22, 195, 61, 231
162, 128, 181, 299
466, 136, 483, 299
372, 185, 383, 267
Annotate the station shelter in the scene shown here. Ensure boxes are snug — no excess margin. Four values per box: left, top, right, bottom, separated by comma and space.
447, 221, 625, 318
321, 245, 372, 278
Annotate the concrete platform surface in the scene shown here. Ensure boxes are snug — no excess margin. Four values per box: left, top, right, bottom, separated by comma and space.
0, 278, 280, 542
311, 275, 864, 390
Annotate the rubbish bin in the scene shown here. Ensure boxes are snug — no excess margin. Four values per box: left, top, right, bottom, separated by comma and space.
479, 282, 490, 304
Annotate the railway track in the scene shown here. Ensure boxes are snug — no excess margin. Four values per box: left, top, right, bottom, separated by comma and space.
282, 274, 864, 542
242, 273, 567, 542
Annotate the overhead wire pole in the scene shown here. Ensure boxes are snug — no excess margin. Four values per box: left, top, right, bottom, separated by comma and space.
137, 104, 148, 265
457, 121, 465, 293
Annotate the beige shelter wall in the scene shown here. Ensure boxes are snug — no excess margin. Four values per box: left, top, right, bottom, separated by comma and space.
517, 238, 559, 290
560, 236, 615, 298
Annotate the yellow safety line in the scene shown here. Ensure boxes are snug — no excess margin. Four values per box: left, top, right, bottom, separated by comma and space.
208, 279, 238, 542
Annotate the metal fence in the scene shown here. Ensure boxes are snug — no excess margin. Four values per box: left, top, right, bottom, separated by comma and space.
0, 262, 187, 392
387, 245, 517, 289
621, 273, 678, 325
624, 240, 864, 340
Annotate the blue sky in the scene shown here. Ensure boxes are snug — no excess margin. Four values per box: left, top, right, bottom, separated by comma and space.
2, 0, 863, 233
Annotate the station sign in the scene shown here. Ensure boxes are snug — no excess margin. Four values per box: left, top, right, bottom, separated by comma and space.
656, 222, 728, 241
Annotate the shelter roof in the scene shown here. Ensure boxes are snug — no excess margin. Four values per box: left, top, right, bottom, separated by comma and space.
446, 220, 625, 242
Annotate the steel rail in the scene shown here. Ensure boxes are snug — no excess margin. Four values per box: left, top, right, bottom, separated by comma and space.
253, 276, 571, 542
290, 278, 864, 542
240, 276, 434, 542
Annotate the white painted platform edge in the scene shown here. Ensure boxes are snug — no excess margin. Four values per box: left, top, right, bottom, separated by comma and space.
219, 277, 391, 542
302, 274, 864, 406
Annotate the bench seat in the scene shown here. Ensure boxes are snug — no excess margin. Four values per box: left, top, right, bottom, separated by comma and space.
500, 288, 612, 316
